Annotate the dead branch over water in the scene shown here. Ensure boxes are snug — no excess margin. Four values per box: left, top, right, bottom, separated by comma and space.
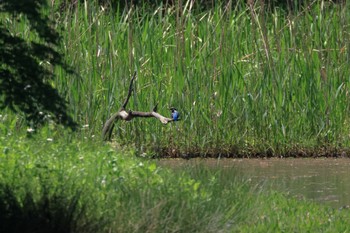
102, 72, 174, 141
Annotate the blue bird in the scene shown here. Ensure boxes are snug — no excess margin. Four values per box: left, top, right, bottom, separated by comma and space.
170, 107, 179, 121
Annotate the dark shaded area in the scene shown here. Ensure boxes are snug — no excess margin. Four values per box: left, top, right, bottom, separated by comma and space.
155, 145, 350, 159
0, 184, 96, 233
59, 0, 346, 14
0, 0, 77, 129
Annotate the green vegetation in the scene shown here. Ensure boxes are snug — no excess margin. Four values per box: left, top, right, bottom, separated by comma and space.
2, 0, 350, 156
1, 132, 350, 232
65, 0, 350, 156
0, 0, 76, 129
2, 0, 350, 231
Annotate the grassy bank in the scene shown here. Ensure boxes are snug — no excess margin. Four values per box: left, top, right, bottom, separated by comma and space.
3, 0, 350, 157
1, 131, 350, 232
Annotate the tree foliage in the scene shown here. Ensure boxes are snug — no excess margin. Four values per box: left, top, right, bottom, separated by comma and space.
0, 0, 76, 129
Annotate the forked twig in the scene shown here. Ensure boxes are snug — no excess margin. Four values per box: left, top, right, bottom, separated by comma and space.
121, 71, 136, 109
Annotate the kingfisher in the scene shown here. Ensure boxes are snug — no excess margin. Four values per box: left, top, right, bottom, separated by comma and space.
170, 107, 179, 121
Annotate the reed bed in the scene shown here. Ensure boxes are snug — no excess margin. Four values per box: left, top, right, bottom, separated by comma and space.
5, 0, 350, 157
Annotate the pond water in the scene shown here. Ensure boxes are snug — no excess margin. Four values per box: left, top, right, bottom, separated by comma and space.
158, 158, 350, 209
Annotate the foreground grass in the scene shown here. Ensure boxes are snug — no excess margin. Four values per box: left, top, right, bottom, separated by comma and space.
1, 130, 350, 232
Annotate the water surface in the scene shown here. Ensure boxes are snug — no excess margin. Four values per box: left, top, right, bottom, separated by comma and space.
158, 158, 350, 208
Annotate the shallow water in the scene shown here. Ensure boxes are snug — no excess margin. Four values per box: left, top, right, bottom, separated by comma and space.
158, 158, 350, 208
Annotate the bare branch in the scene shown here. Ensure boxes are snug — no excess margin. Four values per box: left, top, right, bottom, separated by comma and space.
128, 110, 174, 124
122, 71, 137, 110
102, 112, 120, 141
102, 72, 176, 141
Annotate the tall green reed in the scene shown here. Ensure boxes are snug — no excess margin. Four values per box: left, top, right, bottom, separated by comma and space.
5, 0, 350, 156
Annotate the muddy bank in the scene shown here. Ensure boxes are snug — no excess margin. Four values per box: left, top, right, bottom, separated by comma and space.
155, 146, 350, 159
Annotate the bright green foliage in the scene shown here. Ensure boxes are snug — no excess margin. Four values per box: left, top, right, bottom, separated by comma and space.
50, 0, 350, 156
2, 2, 350, 231
0, 132, 250, 232
238, 191, 350, 233
2, 1, 350, 157
1, 133, 350, 232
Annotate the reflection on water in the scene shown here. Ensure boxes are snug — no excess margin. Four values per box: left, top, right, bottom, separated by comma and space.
158, 158, 350, 208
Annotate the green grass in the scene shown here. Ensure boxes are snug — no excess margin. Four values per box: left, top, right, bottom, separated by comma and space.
3, 0, 350, 157
3, 2, 350, 232
1, 131, 350, 232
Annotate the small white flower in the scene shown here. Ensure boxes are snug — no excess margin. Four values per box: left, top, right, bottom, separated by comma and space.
27, 128, 35, 133
101, 179, 106, 185
46, 138, 53, 142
